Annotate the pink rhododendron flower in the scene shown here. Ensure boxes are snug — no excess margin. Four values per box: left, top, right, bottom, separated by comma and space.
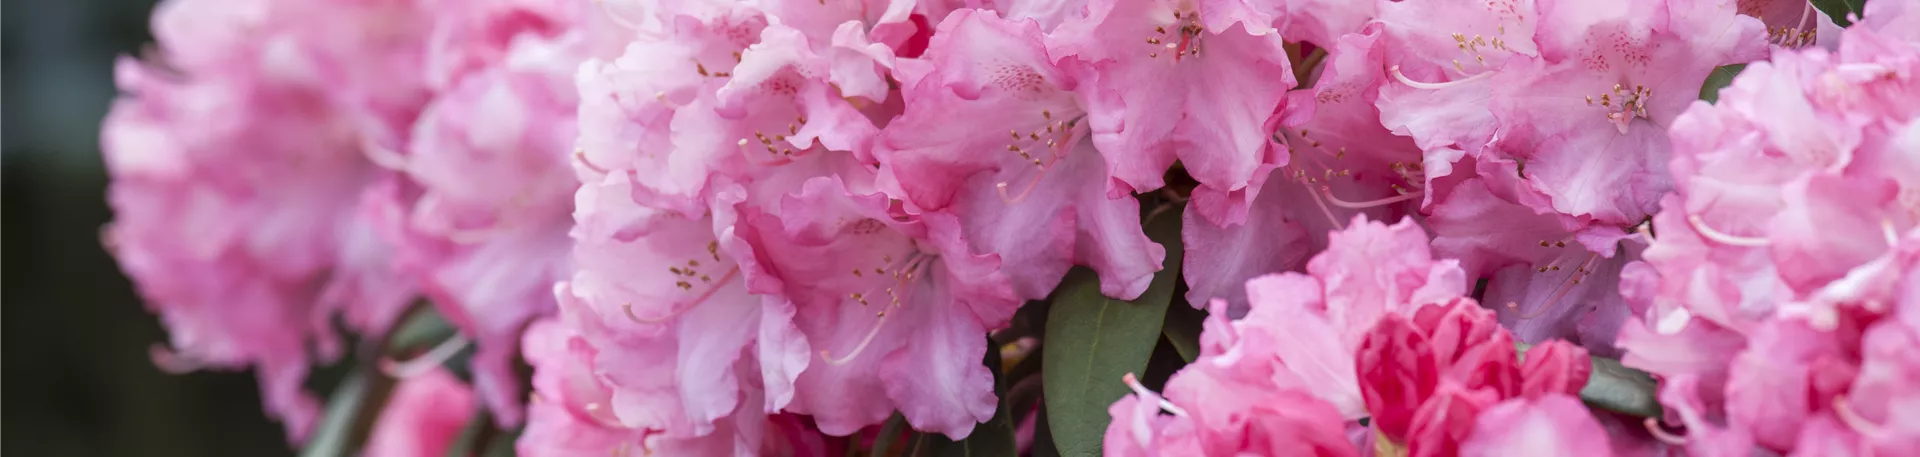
875, 9, 1163, 301
1047, 0, 1296, 224
1105, 373, 1359, 457
1519, 340, 1592, 398
1214, 216, 1468, 417
1429, 177, 1640, 356
1621, 24, 1920, 456
1182, 26, 1426, 310
514, 317, 834, 456
560, 173, 804, 438
1358, 300, 1522, 448
365, 368, 477, 457
1486, 0, 1767, 226
102, 0, 432, 440
375, 0, 613, 425
1457, 394, 1615, 457
733, 171, 1018, 438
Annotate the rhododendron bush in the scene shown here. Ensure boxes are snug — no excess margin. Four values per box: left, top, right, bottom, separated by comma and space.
99, 0, 1919, 454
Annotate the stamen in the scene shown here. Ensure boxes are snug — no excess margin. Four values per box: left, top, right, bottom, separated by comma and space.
1643, 418, 1688, 445
583, 403, 631, 429
1389, 65, 1495, 90
820, 311, 893, 365
1122, 373, 1188, 417
1834, 396, 1892, 438
379, 334, 473, 378
624, 267, 740, 323
737, 138, 795, 166
1301, 181, 1346, 230
1883, 219, 1900, 246
1687, 215, 1770, 246
1318, 186, 1422, 209
1516, 254, 1599, 319
362, 143, 409, 171
575, 149, 612, 175
150, 344, 210, 374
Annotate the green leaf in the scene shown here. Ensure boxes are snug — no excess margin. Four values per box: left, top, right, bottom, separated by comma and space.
1042, 205, 1185, 457
1581, 355, 1663, 418
1161, 302, 1206, 363
1810, 0, 1865, 26
872, 413, 909, 457
299, 369, 397, 457
442, 410, 495, 457
918, 338, 1016, 457
1699, 64, 1747, 103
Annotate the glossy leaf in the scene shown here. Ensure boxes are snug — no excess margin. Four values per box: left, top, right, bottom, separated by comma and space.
1810, 0, 1865, 26
1161, 302, 1206, 363
1041, 205, 1185, 457
1699, 64, 1748, 103
1516, 342, 1662, 418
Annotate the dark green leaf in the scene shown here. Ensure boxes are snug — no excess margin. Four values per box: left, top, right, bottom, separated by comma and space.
386, 302, 458, 355
298, 368, 397, 457
481, 428, 520, 457
1699, 64, 1747, 103
443, 411, 495, 457
1029, 406, 1061, 457
1161, 302, 1206, 363
872, 413, 908, 457
1042, 205, 1185, 457
1810, 0, 1865, 27
1581, 355, 1663, 418
919, 339, 1016, 457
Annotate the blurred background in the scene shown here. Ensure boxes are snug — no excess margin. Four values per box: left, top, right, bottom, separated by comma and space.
4, 0, 301, 454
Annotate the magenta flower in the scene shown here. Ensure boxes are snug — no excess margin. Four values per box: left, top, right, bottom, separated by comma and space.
1358, 300, 1522, 448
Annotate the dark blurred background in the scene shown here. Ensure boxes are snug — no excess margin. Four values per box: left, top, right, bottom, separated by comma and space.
4, 0, 300, 455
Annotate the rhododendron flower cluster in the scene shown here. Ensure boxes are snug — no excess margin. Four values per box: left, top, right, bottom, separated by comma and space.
99, 0, 1919, 454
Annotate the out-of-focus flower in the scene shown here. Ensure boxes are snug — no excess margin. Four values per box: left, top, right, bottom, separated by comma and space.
102, 0, 437, 440
365, 368, 477, 457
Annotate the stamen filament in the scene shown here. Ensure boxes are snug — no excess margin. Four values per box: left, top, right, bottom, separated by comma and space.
575, 149, 612, 175
1687, 215, 1771, 247
150, 344, 209, 374
1301, 181, 1347, 230
1122, 373, 1188, 417
363, 143, 409, 171
1390, 65, 1495, 90
1319, 186, 1422, 209
1834, 396, 1892, 438
380, 334, 473, 378
625, 267, 740, 323
820, 311, 893, 365
1643, 418, 1688, 445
